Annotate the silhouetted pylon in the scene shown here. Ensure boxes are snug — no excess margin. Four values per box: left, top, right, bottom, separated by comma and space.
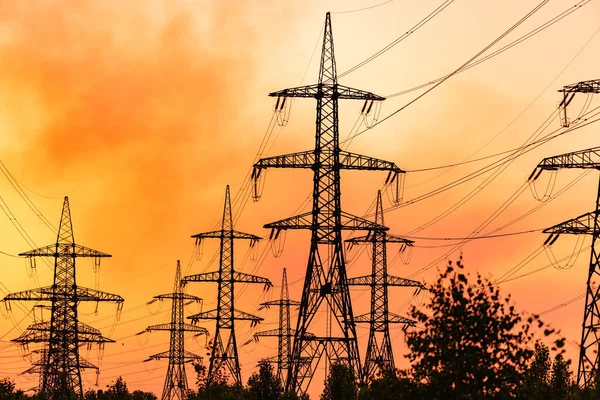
140, 260, 208, 400
254, 268, 302, 382
252, 13, 405, 394
183, 186, 272, 386
2, 196, 123, 399
347, 191, 423, 380
530, 79, 600, 387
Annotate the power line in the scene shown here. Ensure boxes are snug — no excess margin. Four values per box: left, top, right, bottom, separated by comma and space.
340, 0, 554, 144
386, 0, 593, 98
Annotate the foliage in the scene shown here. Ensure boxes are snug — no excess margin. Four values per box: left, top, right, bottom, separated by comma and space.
246, 362, 284, 400
405, 257, 565, 399
320, 362, 357, 400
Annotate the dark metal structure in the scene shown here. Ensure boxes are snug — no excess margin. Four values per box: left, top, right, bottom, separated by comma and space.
559, 79, 600, 127
347, 191, 423, 379
530, 79, 600, 388
2, 196, 123, 399
254, 268, 301, 382
251, 12, 404, 393
183, 186, 272, 386
142, 260, 208, 400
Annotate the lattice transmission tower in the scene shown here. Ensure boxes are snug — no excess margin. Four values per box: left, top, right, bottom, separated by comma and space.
251, 12, 405, 393
347, 191, 423, 380
254, 268, 301, 382
529, 79, 600, 387
183, 185, 272, 386
1, 196, 123, 399
141, 260, 208, 400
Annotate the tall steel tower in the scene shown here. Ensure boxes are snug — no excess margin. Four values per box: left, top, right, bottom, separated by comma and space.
142, 261, 208, 400
183, 186, 272, 386
2, 196, 123, 399
347, 191, 423, 379
254, 268, 301, 382
529, 79, 600, 387
252, 12, 405, 393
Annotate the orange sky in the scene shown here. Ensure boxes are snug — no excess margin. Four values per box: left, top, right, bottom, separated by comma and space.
1, 0, 600, 397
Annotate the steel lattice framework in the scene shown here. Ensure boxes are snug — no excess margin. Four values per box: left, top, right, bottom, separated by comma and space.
346, 191, 423, 380
182, 186, 272, 386
2, 197, 123, 399
559, 79, 600, 127
142, 261, 208, 400
254, 268, 301, 382
252, 13, 404, 394
531, 79, 600, 387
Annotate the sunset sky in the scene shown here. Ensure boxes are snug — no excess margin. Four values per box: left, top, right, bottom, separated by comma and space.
1, 0, 600, 397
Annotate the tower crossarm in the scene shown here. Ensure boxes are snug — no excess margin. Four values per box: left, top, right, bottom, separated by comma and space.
559, 79, 600, 96
542, 210, 597, 246
346, 234, 414, 245
2, 286, 123, 303
346, 275, 373, 286
253, 329, 282, 339
152, 293, 202, 302
77, 357, 99, 370
75, 286, 124, 303
182, 271, 219, 284
144, 322, 209, 335
18, 243, 111, 258
387, 276, 425, 289
3, 286, 54, 302
191, 230, 261, 241
188, 308, 264, 324
529, 147, 600, 180
543, 210, 596, 235
388, 312, 417, 326
269, 83, 385, 101
557, 79, 600, 127
338, 151, 404, 174
146, 350, 202, 362
264, 211, 386, 232
258, 299, 301, 310
234, 272, 273, 289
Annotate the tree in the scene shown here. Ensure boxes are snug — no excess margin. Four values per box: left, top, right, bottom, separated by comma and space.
357, 369, 420, 400
246, 361, 283, 400
549, 353, 574, 399
320, 362, 357, 400
131, 390, 157, 400
519, 341, 552, 399
106, 377, 129, 399
190, 361, 247, 400
405, 257, 561, 399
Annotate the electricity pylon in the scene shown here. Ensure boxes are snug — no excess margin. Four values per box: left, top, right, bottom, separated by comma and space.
182, 185, 272, 386
346, 191, 423, 380
251, 12, 405, 394
2, 196, 123, 399
141, 261, 208, 400
529, 78, 600, 388
254, 268, 301, 382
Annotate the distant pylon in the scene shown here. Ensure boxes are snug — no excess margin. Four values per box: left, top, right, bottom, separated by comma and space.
252, 12, 405, 394
140, 261, 208, 400
183, 186, 272, 386
529, 79, 600, 387
2, 196, 123, 399
254, 268, 301, 382
347, 191, 423, 379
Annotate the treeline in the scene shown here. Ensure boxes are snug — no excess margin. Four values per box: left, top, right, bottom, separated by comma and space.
2, 258, 599, 399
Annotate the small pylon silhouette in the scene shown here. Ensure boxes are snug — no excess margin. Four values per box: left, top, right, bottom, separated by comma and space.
347, 191, 423, 379
254, 268, 301, 382
2, 196, 123, 399
183, 185, 272, 386
141, 261, 208, 400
